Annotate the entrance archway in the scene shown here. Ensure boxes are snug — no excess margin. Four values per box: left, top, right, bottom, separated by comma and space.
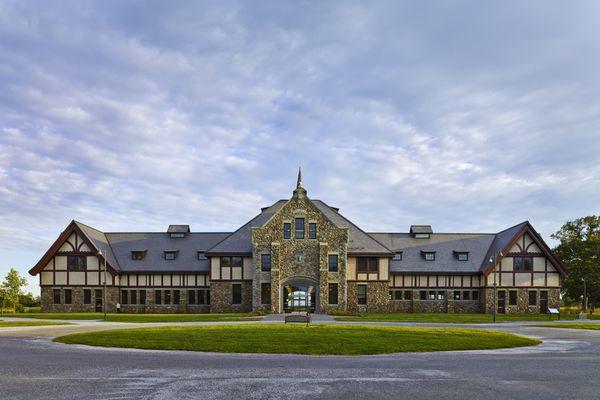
281, 276, 318, 313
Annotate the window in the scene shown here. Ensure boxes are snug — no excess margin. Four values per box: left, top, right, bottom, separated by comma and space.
357, 284, 367, 305
456, 252, 468, 261
357, 257, 378, 273
509, 290, 517, 306
393, 290, 403, 300
164, 251, 178, 260
414, 233, 430, 239
206, 290, 211, 305
83, 289, 91, 304
121, 290, 128, 305
64, 289, 72, 305
295, 218, 305, 239
197, 289, 207, 305
293, 252, 304, 264
232, 284, 242, 305
423, 252, 435, 261
514, 256, 533, 272
164, 290, 172, 304
309, 222, 317, 239
393, 252, 402, 261
131, 251, 145, 260
53, 289, 61, 304
472, 290, 479, 301
328, 254, 339, 272
329, 283, 338, 305
462, 290, 471, 300
283, 223, 291, 239
188, 289, 196, 305
437, 291, 445, 300
140, 290, 146, 305
130, 290, 137, 305
197, 252, 208, 260
404, 290, 412, 300
419, 290, 427, 300
155, 290, 162, 305
67, 255, 86, 271
528, 291, 537, 306
454, 290, 461, 300
261, 283, 271, 304
221, 256, 243, 268
261, 254, 271, 271
428, 290, 436, 300
169, 233, 185, 238
173, 290, 180, 304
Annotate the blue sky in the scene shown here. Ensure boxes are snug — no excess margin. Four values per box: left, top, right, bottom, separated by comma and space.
1, 1, 599, 295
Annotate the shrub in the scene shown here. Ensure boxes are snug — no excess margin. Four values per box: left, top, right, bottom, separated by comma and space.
326, 309, 358, 316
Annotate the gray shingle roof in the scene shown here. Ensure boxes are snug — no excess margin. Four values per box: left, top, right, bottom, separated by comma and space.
206, 200, 288, 254
310, 200, 392, 255
75, 221, 121, 271
370, 232, 496, 274
105, 232, 230, 272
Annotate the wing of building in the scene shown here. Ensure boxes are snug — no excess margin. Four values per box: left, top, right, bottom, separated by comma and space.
29, 170, 567, 314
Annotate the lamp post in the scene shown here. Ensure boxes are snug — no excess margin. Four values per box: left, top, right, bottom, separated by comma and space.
582, 277, 587, 315
489, 251, 504, 324
99, 250, 107, 321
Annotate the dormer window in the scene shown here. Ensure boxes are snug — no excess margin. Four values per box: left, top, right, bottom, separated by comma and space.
422, 251, 436, 261
414, 233, 430, 239
393, 252, 402, 261
410, 225, 433, 239
197, 252, 208, 260
170, 233, 185, 238
164, 251, 178, 260
454, 251, 469, 261
167, 225, 190, 238
131, 251, 146, 260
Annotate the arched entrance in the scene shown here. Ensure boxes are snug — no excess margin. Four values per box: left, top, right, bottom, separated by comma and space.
281, 276, 318, 313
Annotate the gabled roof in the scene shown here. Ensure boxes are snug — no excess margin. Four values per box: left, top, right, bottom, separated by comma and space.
167, 225, 190, 233
371, 232, 495, 274
310, 200, 392, 255
206, 200, 288, 254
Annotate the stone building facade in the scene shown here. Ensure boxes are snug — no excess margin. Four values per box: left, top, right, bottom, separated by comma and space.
29, 170, 568, 314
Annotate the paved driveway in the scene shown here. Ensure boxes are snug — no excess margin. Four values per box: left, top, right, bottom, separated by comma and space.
0, 319, 599, 400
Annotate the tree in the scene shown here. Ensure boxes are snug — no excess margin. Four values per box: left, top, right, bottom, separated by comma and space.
552, 216, 600, 308
1, 269, 28, 314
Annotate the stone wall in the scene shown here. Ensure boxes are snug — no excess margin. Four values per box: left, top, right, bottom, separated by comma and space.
210, 281, 253, 312
347, 281, 389, 312
251, 186, 349, 313
41, 286, 119, 313
484, 287, 560, 314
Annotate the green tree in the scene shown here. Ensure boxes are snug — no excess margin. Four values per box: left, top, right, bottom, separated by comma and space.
552, 216, 600, 308
1, 269, 28, 314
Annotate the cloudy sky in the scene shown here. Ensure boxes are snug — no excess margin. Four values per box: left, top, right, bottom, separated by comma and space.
1, 1, 598, 295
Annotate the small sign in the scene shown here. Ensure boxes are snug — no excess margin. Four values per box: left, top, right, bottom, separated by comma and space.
548, 308, 559, 314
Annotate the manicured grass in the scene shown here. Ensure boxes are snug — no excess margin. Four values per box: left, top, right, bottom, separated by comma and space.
10, 312, 262, 323
0, 320, 70, 328
335, 312, 585, 323
54, 324, 539, 355
531, 323, 600, 331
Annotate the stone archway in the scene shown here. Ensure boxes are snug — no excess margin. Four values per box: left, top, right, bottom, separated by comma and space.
280, 276, 319, 313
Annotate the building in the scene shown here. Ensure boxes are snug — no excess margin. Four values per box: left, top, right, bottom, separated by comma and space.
29, 170, 567, 314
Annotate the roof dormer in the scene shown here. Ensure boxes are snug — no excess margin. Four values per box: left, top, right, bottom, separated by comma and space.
168, 225, 190, 238
410, 225, 432, 238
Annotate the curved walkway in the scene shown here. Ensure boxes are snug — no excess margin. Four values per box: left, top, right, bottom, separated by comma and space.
1, 317, 599, 399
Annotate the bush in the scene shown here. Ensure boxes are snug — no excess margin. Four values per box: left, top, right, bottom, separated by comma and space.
15, 304, 25, 313
23, 306, 41, 313
248, 309, 271, 316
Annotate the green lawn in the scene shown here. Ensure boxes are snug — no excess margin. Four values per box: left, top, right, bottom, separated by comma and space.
54, 324, 539, 355
10, 312, 262, 323
335, 312, 586, 324
0, 320, 71, 328
531, 323, 600, 331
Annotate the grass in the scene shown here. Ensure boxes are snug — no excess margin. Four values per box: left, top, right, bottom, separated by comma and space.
54, 324, 539, 355
334, 312, 589, 324
0, 320, 70, 328
9, 312, 262, 323
531, 323, 600, 331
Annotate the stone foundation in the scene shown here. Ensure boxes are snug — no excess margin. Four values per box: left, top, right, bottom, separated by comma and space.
210, 281, 253, 312
347, 281, 389, 313
484, 287, 560, 314
41, 286, 119, 313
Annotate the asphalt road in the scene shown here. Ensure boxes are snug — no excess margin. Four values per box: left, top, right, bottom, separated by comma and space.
1, 321, 599, 400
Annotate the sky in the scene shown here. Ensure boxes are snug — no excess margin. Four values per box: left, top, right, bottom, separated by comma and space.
1, 1, 599, 296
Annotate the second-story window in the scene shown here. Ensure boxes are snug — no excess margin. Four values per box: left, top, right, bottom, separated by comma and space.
393, 252, 402, 261
221, 256, 243, 268
328, 254, 339, 272
283, 223, 291, 239
295, 218, 305, 239
131, 251, 145, 260
261, 254, 271, 271
422, 252, 435, 261
67, 255, 87, 271
309, 222, 317, 239
164, 251, 178, 260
